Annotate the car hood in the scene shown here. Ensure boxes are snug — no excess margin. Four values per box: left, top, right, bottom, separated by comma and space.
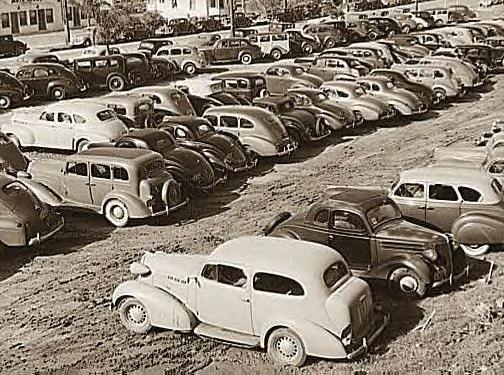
0, 143, 28, 172
298, 73, 324, 87
282, 108, 316, 125
375, 219, 446, 244
316, 100, 355, 122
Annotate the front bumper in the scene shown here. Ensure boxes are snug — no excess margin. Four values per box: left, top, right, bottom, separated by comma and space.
28, 216, 64, 246
431, 264, 471, 289
346, 309, 389, 360
276, 140, 297, 156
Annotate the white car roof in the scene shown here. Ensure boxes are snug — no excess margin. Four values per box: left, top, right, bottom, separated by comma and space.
43, 100, 110, 115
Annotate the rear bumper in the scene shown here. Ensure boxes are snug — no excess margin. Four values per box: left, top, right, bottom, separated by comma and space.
346, 309, 389, 360
151, 197, 188, 217
28, 216, 64, 246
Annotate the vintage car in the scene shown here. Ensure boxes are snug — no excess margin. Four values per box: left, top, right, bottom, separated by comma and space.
186, 93, 225, 116
22, 148, 185, 227
192, 34, 222, 48
0, 35, 28, 57
368, 17, 402, 37
200, 38, 262, 65
453, 44, 503, 72
210, 72, 267, 102
308, 56, 370, 82
356, 77, 427, 117
248, 32, 290, 61
369, 69, 438, 107
129, 86, 197, 118
89, 93, 156, 129
392, 13, 419, 34
285, 28, 321, 54
485, 37, 504, 67
155, 45, 208, 75
411, 32, 449, 51
195, 17, 223, 33
390, 65, 463, 103
287, 88, 359, 130
4, 101, 128, 152
352, 42, 396, 68
264, 64, 323, 95
0, 132, 28, 175
80, 46, 121, 58
266, 187, 468, 297
303, 24, 346, 49
111, 236, 389, 366
253, 96, 332, 144
234, 12, 253, 28
340, 46, 387, 69
90, 129, 221, 192
138, 38, 174, 57
16, 63, 83, 101
72, 55, 145, 92
165, 18, 196, 36
0, 71, 25, 109
203, 106, 296, 158
385, 35, 431, 57
16, 52, 69, 67
347, 21, 383, 42
0, 175, 63, 247
159, 116, 256, 174
448, 5, 477, 22
320, 81, 395, 122
390, 166, 504, 256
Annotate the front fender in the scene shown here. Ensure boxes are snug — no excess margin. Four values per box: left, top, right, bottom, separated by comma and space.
389, 100, 412, 115
101, 191, 151, 218
260, 318, 347, 359
452, 212, 504, 245
112, 280, 197, 332
372, 254, 431, 284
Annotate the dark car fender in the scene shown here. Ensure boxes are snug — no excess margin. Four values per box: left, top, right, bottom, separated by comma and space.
371, 254, 432, 284
452, 211, 504, 245
46, 79, 75, 95
264, 212, 293, 235
279, 115, 309, 142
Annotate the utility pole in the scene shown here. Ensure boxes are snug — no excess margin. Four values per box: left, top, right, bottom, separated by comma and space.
229, 0, 236, 37
415, 0, 419, 13
61, 0, 71, 44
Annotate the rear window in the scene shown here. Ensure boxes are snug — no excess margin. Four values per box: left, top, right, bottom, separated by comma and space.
96, 110, 116, 121
323, 261, 349, 289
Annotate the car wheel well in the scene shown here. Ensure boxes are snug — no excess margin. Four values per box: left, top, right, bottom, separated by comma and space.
263, 325, 289, 348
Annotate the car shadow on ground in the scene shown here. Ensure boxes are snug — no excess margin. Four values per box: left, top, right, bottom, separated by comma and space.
455, 91, 482, 103
0, 211, 115, 282
375, 116, 412, 129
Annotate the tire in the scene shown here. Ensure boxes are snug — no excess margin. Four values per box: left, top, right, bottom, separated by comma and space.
459, 244, 490, 257
83, 38, 92, 47
325, 38, 336, 49
435, 19, 443, 27
0, 95, 12, 109
388, 30, 396, 37
433, 88, 447, 103
388, 105, 398, 118
303, 43, 314, 55
368, 31, 378, 41
108, 75, 126, 91
402, 26, 411, 34
183, 62, 197, 75
258, 88, 269, 98
271, 49, 282, 61
264, 212, 292, 235
288, 129, 301, 152
104, 199, 130, 227
388, 268, 427, 298
76, 139, 90, 152
50, 86, 67, 101
240, 53, 252, 65
267, 328, 306, 367
118, 297, 152, 334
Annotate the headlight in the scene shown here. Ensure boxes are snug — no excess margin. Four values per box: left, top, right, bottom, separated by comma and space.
341, 324, 352, 346
422, 247, 438, 262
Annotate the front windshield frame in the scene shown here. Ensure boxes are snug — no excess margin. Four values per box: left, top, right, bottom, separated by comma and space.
365, 200, 402, 229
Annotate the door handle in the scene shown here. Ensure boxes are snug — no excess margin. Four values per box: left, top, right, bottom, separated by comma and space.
85, 182, 96, 186
241, 297, 250, 303
417, 206, 426, 209
426, 207, 434, 211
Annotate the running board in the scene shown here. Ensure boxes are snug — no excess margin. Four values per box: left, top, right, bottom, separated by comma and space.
194, 323, 260, 348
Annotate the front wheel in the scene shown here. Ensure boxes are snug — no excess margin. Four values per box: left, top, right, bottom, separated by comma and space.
183, 62, 197, 75
388, 268, 426, 298
108, 75, 126, 91
459, 244, 490, 257
50, 86, 67, 101
325, 38, 336, 49
0, 95, 12, 109
240, 53, 252, 65
433, 88, 447, 104
271, 49, 282, 61
104, 199, 130, 227
76, 139, 90, 152
267, 328, 306, 367
118, 297, 152, 333
303, 43, 314, 55
402, 26, 411, 34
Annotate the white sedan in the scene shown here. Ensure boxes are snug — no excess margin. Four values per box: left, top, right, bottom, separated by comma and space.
3, 101, 128, 152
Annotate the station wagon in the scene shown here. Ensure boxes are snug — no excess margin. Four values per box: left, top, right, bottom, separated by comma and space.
155, 45, 208, 75
111, 236, 389, 366
248, 32, 291, 61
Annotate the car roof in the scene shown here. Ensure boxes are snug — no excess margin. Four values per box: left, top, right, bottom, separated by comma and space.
205, 105, 270, 116
253, 95, 291, 105
20, 62, 66, 69
45, 100, 110, 113
208, 236, 342, 281
400, 166, 495, 188
77, 147, 155, 160
130, 86, 180, 95
158, 44, 195, 50
322, 80, 359, 90
323, 187, 386, 207
213, 71, 264, 80
358, 76, 389, 84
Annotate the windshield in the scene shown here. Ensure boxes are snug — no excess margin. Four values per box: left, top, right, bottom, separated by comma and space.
197, 122, 214, 136
96, 110, 116, 121
323, 261, 350, 289
366, 201, 401, 228
139, 42, 154, 51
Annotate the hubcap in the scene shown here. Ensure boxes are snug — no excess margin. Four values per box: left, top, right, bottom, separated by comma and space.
399, 275, 418, 293
276, 336, 298, 359
126, 304, 146, 325
112, 206, 125, 220
0, 97, 7, 107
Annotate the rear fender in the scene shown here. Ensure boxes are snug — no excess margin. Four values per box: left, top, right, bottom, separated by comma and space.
239, 135, 277, 157
101, 191, 150, 218
260, 318, 347, 359
18, 178, 63, 207
5, 125, 35, 146
112, 280, 197, 332
452, 212, 504, 245
46, 80, 72, 93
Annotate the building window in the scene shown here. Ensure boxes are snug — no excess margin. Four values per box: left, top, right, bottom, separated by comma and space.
210, 0, 216, 6
1, 13, 9, 29
172, 0, 177, 8
46, 9, 54, 24
67, 7, 73, 21
19, 11, 27, 26
29, 10, 37, 25
189, 0, 195, 10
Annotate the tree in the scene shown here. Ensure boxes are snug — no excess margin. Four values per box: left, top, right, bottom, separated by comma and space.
139, 11, 165, 34
96, 8, 129, 51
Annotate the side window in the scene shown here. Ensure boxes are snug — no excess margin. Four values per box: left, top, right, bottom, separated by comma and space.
260, 35, 269, 42
371, 84, 380, 91
202, 264, 247, 288
175, 127, 190, 139
17, 69, 31, 78
331, 210, 366, 232
158, 50, 169, 56
488, 161, 504, 174
76, 60, 92, 70
253, 273, 304, 296
249, 36, 258, 43
434, 70, 444, 78
314, 209, 329, 226
394, 183, 425, 198
67, 162, 88, 176
73, 114, 86, 124
110, 59, 119, 68
240, 118, 254, 129
113, 167, 129, 181
33, 68, 49, 78
428, 184, 459, 201
458, 187, 481, 202
205, 115, 218, 127
40, 111, 55, 121
337, 90, 349, 98
91, 164, 111, 179
95, 60, 108, 68
182, 48, 192, 55
220, 116, 238, 128
57, 113, 72, 123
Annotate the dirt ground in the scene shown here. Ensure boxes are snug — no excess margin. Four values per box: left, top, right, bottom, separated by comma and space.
2, 3, 504, 375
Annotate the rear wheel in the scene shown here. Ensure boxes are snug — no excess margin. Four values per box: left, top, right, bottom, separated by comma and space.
183, 62, 197, 75
104, 199, 129, 227
433, 88, 447, 103
267, 328, 306, 367
459, 244, 490, 257
50, 86, 67, 101
271, 49, 282, 61
76, 139, 90, 152
303, 43, 314, 54
240, 53, 252, 65
402, 25, 411, 34
0, 95, 12, 109
118, 297, 152, 333
108, 75, 126, 91
368, 31, 378, 40
389, 268, 426, 298
325, 38, 336, 49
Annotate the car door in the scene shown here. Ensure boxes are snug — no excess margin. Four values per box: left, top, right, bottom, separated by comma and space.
214, 40, 230, 61
93, 58, 111, 86
35, 111, 59, 148
196, 263, 253, 334
328, 209, 372, 270
30, 67, 51, 96
391, 182, 427, 223
56, 112, 75, 149
426, 183, 461, 231
89, 163, 113, 206
265, 67, 283, 94
73, 60, 93, 87
64, 161, 93, 205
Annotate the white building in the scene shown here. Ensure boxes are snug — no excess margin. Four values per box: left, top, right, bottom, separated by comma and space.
147, 0, 229, 20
